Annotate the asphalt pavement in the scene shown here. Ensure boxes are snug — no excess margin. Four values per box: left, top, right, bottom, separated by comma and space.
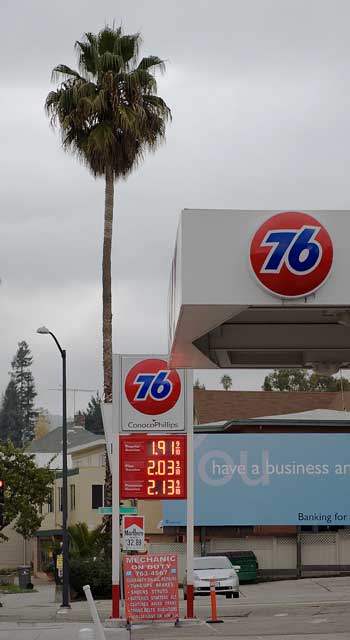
2, 577, 350, 638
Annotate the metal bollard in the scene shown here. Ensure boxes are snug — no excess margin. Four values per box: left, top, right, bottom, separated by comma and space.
83, 585, 106, 640
206, 578, 223, 624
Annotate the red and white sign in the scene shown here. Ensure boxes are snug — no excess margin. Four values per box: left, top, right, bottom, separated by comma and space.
123, 554, 179, 622
121, 355, 185, 432
250, 211, 333, 298
120, 435, 187, 500
122, 515, 145, 551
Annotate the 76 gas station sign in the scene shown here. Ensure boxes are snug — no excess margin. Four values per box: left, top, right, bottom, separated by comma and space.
121, 356, 186, 432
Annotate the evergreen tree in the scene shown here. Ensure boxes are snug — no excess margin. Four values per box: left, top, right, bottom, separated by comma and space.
11, 341, 37, 445
193, 378, 206, 390
84, 393, 104, 435
0, 380, 22, 446
220, 374, 233, 391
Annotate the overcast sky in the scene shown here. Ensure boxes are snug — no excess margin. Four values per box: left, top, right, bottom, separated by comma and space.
2, 0, 350, 416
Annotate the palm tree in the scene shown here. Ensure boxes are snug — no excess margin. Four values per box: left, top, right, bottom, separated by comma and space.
220, 374, 233, 391
68, 522, 107, 558
45, 26, 171, 405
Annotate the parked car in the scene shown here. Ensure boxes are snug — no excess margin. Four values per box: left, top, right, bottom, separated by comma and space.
183, 556, 240, 600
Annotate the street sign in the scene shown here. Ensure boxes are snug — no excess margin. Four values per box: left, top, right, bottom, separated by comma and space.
122, 515, 145, 551
123, 554, 179, 622
120, 355, 186, 432
98, 506, 138, 515
120, 434, 187, 499
120, 506, 138, 515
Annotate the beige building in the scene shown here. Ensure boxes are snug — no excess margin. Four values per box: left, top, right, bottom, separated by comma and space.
31, 426, 107, 573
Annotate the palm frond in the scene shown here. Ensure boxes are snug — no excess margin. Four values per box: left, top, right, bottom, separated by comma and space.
118, 33, 141, 64
130, 69, 158, 94
99, 51, 124, 73
51, 64, 84, 83
97, 26, 122, 55
75, 36, 99, 76
137, 56, 166, 74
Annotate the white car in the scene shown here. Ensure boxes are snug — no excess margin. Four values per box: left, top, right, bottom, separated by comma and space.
183, 556, 240, 599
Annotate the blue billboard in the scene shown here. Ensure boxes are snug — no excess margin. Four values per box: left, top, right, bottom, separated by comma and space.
162, 434, 350, 526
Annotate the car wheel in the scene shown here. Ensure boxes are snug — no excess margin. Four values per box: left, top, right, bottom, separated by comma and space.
233, 592, 239, 598
226, 593, 233, 599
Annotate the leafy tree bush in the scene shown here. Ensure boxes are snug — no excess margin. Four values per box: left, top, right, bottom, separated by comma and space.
0, 441, 54, 540
69, 556, 112, 598
263, 368, 350, 392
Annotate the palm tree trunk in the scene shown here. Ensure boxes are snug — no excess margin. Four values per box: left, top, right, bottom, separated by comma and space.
103, 167, 114, 403
103, 167, 114, 512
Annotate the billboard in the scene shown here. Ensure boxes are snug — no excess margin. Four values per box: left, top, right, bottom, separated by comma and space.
162, 434, 350, 526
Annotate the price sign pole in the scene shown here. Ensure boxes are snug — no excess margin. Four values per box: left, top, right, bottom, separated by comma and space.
112, 355, 121, 619
185, 370, 194, 618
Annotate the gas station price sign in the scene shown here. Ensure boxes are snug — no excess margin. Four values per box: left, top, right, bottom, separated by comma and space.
120, 435, 187, 499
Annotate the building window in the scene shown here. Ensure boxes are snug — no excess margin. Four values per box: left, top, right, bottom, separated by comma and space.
58, 487, 63, 512
70, 485, 76, 511
99, 453, 106, 467
47, 489, 53, 513
91, 484, 103, 509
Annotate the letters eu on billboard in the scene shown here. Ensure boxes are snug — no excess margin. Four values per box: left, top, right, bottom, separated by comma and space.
162, 434, 350, 526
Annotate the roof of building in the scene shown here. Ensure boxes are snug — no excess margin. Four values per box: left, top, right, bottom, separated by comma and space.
253, 409, 350, 423
27, 425, 102, 454
194, 409, 350, 433
194, 389, 350, 424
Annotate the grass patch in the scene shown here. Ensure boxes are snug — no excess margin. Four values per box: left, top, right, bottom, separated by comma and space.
0, 584, 37, 594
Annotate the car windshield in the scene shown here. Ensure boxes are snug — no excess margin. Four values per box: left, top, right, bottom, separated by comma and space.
193, 557, 232, 570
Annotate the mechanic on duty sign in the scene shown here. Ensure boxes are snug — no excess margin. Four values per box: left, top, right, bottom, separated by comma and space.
121, 355, 185, 432
250, 211, 333, 298
123, 554, 179, 622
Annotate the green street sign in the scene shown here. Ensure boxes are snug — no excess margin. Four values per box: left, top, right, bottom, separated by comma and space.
98, 506, 137, 515
120, 506, 137, 515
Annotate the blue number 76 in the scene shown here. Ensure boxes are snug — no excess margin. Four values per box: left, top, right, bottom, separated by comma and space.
261, 226, 321, 274
134, 371, 172, 400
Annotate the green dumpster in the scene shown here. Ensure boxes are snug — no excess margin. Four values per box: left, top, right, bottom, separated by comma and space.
208, 551, 258, 583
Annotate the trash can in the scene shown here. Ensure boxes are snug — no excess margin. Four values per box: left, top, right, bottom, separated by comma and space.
226, 551, 258, 582
18, 565, 31, 589
208, 551, 258, 583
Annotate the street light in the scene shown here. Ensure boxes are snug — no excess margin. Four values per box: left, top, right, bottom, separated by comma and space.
37, 326, 70, 608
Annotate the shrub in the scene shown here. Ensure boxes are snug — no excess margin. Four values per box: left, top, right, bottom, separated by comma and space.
69, 556, 112, 599
68, 522, 108, 559
0, 568, 15, 575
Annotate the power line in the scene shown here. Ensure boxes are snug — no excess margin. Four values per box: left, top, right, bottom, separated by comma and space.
48, 387, 98, 417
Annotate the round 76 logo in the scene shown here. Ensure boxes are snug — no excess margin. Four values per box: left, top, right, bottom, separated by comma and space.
250, 211, 333, 298
125, 358, 181, 415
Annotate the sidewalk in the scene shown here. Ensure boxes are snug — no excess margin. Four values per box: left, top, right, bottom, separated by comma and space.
0, 584, 111, 624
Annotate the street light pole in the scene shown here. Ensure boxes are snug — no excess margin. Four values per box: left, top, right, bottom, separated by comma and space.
37, 327, 70, 609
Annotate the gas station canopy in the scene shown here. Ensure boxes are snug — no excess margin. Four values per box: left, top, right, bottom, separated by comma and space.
168, 210, 350, 372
